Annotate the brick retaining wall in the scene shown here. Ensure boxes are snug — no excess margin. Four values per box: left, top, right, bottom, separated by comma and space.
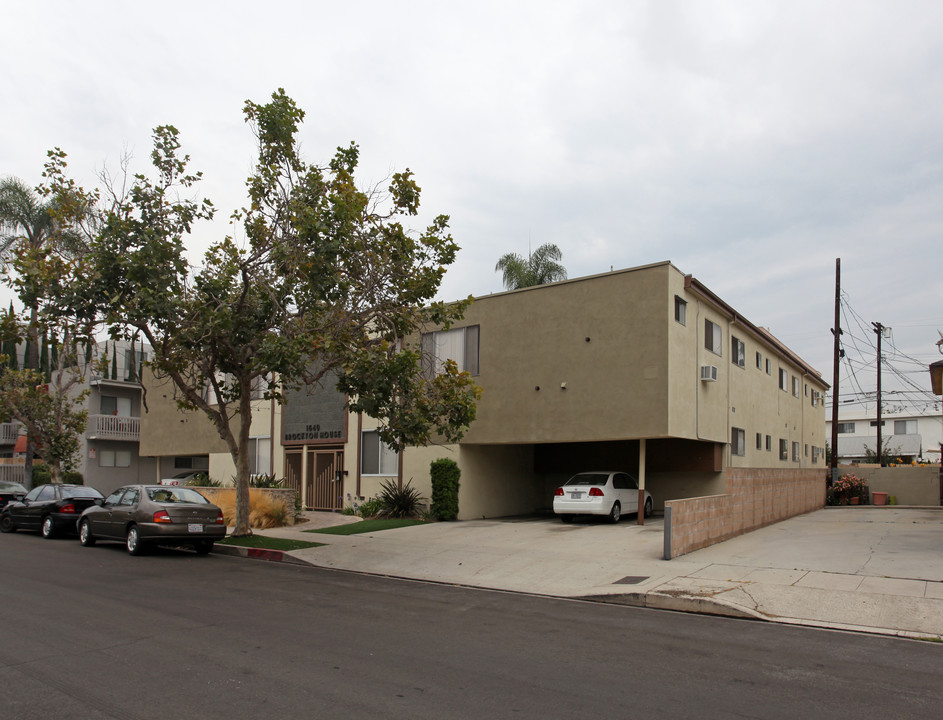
663, 468, 825, 559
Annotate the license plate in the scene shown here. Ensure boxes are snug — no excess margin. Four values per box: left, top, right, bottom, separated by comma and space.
188, 523, 204, 533
569, 492, 583, 499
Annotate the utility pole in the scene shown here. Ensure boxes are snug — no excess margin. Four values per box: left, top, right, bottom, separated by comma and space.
830, 259, 841, 483
873, 322, 885, 467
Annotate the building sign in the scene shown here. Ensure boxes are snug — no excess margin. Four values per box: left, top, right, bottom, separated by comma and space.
281, 369, 348, 445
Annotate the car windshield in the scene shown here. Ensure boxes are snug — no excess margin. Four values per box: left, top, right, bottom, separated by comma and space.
61, 486, 104, 499
146, 487, 209, 504
564, 473, 609, 486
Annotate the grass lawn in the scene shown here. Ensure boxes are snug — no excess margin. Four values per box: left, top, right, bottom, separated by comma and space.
217, 535, 325, 551
306, 518, 428, 536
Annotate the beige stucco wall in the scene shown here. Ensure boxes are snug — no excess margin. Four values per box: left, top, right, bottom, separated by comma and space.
844, 466, 941, 506
458, 262, 671, 444
139, 369, 230, 456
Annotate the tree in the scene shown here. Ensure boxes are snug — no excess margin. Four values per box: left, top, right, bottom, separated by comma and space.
52, 89, 480, 536
1, 158, 96, 486
0, 332, 91, 483
494, 242, 567, 290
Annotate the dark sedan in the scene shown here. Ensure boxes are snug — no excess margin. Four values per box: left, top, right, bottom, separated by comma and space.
77, 485, 226, 555
0, 483, 104, 537
0, 480, 28, 510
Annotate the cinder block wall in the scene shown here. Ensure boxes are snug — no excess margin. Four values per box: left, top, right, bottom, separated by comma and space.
838, 466, 940, 506
664, 469, 825, 559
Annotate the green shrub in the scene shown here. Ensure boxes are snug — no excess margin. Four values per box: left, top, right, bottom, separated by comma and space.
249, 473, 284, 488
377, 479, 425, 519
357, 496, 383, 518
62, 471, 84, 485
187, 472, 221, 487
31, 464, 51, 488
430, 458, 460, 521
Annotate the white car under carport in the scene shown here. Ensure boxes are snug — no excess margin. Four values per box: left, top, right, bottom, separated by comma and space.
553, 471, 652, 523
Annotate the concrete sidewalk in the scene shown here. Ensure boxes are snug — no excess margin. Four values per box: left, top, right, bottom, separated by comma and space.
224, 507, 943, 641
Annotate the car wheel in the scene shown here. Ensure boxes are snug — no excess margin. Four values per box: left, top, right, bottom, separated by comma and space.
126, 525, 146, 556
194, 540, 214, 555
41, 515, 56, 538
0, 514, 14, 533
644, 497, 653, 519
79, 519, 96, 547
608, 502, 621, 524
559, 515, 573, 523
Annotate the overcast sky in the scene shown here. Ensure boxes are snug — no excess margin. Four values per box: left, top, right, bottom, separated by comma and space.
2, 0, 941, 413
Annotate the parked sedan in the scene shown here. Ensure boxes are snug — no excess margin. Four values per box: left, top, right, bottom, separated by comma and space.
77, 485, 226, 555
553, 471, 653, 523
0, 484, 104, 537
0, 480, 27, 509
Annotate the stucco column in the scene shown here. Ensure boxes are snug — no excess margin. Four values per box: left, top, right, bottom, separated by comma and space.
638, 438, 646, 526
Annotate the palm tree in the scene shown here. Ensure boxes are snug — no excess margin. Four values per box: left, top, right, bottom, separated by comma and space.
494, 242, 568, 290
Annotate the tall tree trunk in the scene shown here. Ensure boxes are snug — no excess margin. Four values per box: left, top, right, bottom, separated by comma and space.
24, 303, 39, 488
232, 387, 253, 536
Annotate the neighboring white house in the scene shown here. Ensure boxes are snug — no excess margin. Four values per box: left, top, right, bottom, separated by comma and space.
827, 407, 943, 465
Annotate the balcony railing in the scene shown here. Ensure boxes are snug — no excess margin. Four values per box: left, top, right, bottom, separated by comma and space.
0, 422, 22, 444
87, 415, 141, 442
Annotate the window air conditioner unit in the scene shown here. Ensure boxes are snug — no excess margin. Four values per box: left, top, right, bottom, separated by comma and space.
700, 365, 718, 382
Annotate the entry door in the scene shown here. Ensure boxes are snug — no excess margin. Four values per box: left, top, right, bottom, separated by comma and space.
306, 449, 343, 511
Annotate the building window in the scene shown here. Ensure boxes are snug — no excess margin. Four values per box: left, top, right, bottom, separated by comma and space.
766, 435, 772, 451
731, 336, 745, 368
421, 325, 480, 377
731, 427, 745, 456
894, 420, 917, 434
99, 450, 131, 468
836, 422, 855, 434
804, 443, 809, 457
674, 296, 687, 325
804, 383, 809, 397
779, 439, 788, 461
248, 437, 271, 476
705, 319, 722, 356
755, 433, 762, 450
779, 369, 788, 391
766, 358, 771, 375
100, 395, 132, 416
361, 430, 398, 476
792, 442, 800, 462
755, 352, 762, 370
792, 376, 800, 398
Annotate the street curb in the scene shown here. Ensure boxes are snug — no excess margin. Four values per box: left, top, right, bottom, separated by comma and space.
212, 543, 315, 566
578, 591, 769, 620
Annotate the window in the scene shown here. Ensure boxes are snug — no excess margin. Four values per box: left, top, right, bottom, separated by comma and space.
248, 437, 271, 476
756, 352, 762, 370
766, 358, 771, 375
361, 430, 398, 475
613, 473, 638, 490
894, 420, 917, 434
421, 325, 479, 377
99, 450, 131, 468
779, 369, 788, 391
756, 433, 762, 450
779, 439, 788, 461
792, 442, 800, 462
836, 422, 855, 434
731, 336, 745, 368
118, 488, 139, 506
100, 395, 132, 416
674, 296, 687, 325
792, 376, 800, 398
731, 427, 745, 456
766, 435, 772, 451
704, 319, 722, 355
804, 383, 809, 397
804, 444, 809, 457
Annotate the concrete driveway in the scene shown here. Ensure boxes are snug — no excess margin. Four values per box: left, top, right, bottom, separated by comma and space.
252, 507, 943, 639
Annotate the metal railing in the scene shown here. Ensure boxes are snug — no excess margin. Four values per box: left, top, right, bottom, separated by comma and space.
0, 423, 22, 444
87, 415, 141, 441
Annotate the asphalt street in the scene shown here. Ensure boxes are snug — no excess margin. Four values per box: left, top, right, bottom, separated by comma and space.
2, 531, 942, 719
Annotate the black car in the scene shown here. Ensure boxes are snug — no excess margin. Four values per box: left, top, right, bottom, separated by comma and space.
0, 483, 104, 537
0, 480, 27, 510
